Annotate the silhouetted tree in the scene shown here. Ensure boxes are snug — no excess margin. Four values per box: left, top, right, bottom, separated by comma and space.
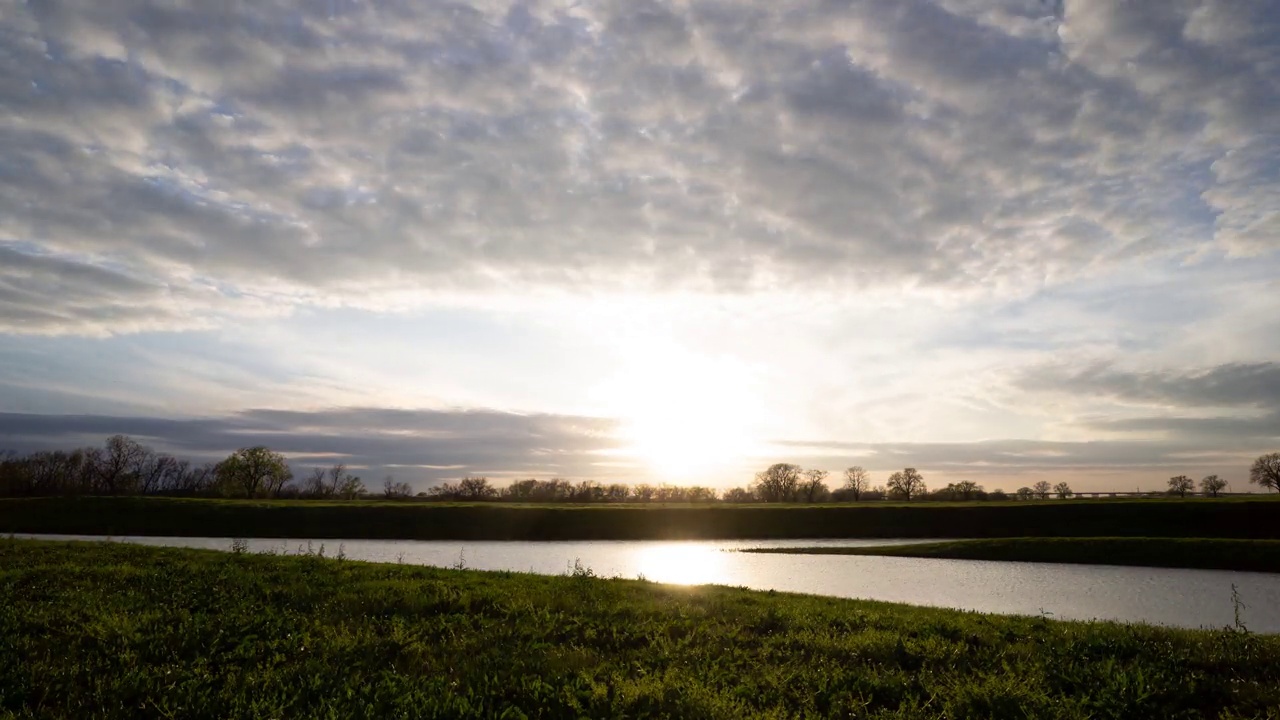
338, 475, 365, 499
1054, 481, 1073, 499
458, 476, 497, 500
1015, 486, 1034, 501
135, 453, 178, 494
1167, 475, 1194, 498
988, 488, 1008, 501
681, 486, 719, 503
887, 468, 925, 501
502, 479, 539, 501
842, 466, 870, 501
799, 469, 830, 502
752, 463, 802, 502
215, 446, 292, 498
303, 463, 357, 498
1250, 453, 1280, 492
1, 449, 93, 496
572, 480, 605, 502
1032, 480, 1052, 500
169, 461, 217, 495
1200, 474, 1227, 498
92, 435, 151, 495
383, 476, 414, 499
304, 467, 331, 497
722, 487, 755, 503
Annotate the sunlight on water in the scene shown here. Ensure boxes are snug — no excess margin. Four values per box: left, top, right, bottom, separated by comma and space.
18, 535, 1280, 632
632, 543, 729, 585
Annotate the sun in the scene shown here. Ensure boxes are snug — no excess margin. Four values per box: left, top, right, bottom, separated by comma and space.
598, 342, 760, 481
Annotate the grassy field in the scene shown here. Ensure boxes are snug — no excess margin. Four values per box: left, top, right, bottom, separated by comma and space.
2, 540, 1279, 719
742, 537, 1280, 573
3, 495, 1280, 541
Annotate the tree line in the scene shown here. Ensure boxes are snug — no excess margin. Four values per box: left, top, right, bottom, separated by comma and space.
2, 436, 1277, 501
0, 437, 389, 500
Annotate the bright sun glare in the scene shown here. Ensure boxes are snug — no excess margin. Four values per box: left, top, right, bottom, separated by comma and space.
599, 342, 760, 481
633, 544, 727, 585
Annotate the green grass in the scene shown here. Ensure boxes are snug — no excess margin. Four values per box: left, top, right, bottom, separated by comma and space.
3, 495, 1280, 541
2, 540, 1279, 718
741, 537, 1280, 573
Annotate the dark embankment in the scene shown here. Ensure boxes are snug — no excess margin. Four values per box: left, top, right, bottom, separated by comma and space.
4, 539, 1280, 718
1, 495, 1278, 540
743, 537, 1280, 573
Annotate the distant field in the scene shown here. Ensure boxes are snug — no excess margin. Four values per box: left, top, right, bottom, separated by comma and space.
1, 495, 1278, 541
742, 537, 1280, 573
3, 539, 1279, 718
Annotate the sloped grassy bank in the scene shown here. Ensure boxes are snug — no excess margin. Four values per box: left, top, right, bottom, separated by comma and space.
2, 539, 1279, 719
741, 537, 1280, 574
3, 495, 1279, 540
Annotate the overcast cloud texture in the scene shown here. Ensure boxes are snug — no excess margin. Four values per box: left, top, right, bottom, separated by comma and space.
1, 0, 1278, 491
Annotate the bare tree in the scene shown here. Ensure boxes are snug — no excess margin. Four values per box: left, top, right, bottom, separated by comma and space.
1015, 486, 1034, 500
887, 468, 926, 501
799, 469, 830, 502
1200, 474, 1227, 498
181, 462, 218, 495
93, 435, 150, 495
1032, 480, 1052, 500
326, 463, 351, 496
1167, 475, 1194, 498
951, 480, 982, 501
22, 450, 90, 496
842, 466, 870, 501
382, 476, 413, 499
722, 487, 755, 503
573, 480, 605, 502
304, 467, 330, 498
752, 463, 802, 502
1250, 453, 1280, 492
1053, 481, 1073, 499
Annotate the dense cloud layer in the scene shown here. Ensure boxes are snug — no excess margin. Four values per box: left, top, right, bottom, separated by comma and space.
1017, 361, 1280, 440
1019, 361, 1280, 410
0, 408, 623, 485
3, 0, 1277, 334
3, 399, 1271, 491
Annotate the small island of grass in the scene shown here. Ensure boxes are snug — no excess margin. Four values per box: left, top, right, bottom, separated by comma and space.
741, 537, 1280, 574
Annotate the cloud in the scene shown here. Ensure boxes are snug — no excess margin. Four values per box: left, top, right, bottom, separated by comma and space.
1018, 361, 1280, 409
1078, 413, 1280, 441
5, 405, 1270, 491
2, 0, 1276, 334
0, 408, 624, 488
1013, 361, 1280, 443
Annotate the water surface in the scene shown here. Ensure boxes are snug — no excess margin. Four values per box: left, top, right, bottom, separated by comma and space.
21, 534, 1280, 633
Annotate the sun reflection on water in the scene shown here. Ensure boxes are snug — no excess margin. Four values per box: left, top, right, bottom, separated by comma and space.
632, 544, 729, 585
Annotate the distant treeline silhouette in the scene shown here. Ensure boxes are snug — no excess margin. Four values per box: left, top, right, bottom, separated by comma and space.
2, 436, 1276, 501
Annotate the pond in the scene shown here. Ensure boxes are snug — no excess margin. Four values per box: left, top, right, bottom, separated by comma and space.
22, 534, 1280, 633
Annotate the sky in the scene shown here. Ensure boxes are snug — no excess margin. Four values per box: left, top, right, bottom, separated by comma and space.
1, 0, 1278, 493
